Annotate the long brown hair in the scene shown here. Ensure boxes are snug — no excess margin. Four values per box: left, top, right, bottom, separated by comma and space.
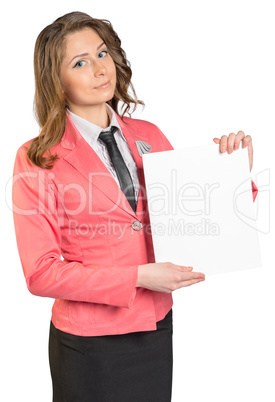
27, 11, 145, 169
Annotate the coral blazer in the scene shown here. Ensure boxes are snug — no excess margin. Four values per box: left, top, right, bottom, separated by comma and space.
12, 111, 258, 336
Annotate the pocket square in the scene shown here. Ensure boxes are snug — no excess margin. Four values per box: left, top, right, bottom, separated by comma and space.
135, 140, 152, 157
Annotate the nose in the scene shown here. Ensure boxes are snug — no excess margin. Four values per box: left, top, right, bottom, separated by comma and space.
93, 59, 107, 76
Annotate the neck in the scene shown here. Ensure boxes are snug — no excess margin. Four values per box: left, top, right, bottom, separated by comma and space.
67, 103, 110, 128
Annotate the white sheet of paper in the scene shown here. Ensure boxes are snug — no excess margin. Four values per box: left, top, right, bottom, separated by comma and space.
142, 144, 262, 275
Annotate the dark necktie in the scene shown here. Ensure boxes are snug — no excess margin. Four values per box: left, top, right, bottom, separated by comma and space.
98, 126, 137, 213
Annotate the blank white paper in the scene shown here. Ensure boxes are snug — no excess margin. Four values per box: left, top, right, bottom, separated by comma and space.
142, 144, 262, 275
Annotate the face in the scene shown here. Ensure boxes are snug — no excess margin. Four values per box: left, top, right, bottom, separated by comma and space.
59, 28, 117, 113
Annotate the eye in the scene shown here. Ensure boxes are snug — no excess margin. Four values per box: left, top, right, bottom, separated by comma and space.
73, 60, 86, 68
98, 50, 108, 58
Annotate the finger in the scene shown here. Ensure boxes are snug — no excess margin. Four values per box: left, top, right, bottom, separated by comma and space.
213, 138, 220, 144
245, 136, 253, 171
227, 133, 236, 154
242, 134, 252, 148
234, 130, 245, 150
180, 278, 205, 288
220, 135, 228, 152
179, 266, 193, 272
247, 136, 253, 156
177, 266, 204, 277
181, 272, 205, 280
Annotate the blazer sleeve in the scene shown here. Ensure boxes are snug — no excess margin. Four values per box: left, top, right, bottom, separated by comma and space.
12, 146, 138, 308
156, 125, 258, 202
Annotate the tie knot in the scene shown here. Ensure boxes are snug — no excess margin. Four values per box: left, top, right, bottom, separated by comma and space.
98, 126, 118, 144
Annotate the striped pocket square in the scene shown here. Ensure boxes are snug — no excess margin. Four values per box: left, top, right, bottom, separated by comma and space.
135, 140, 152, 157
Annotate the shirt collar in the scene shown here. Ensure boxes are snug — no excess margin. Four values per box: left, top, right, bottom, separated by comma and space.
67, 103, 126, 146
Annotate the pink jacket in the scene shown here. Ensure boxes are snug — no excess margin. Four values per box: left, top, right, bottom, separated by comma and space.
12, 111, 258, 336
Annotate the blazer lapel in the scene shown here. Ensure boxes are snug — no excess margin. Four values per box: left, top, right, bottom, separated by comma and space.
61, 110, 150, 218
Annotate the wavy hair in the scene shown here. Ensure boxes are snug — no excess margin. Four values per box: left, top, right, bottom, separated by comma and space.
27, 11, 145, 169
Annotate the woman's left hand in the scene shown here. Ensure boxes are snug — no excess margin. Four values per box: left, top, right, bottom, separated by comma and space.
213, 131, 253, 172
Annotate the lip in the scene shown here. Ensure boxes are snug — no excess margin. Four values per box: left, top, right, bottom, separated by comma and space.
95, 80, 111, 89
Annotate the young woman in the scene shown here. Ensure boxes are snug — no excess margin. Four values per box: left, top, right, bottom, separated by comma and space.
12, 11, 257, 402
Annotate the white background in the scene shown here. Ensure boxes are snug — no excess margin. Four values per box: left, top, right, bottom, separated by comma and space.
1, 1, 274, 401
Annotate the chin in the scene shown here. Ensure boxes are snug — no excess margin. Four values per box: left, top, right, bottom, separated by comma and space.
106, 87, 116, 100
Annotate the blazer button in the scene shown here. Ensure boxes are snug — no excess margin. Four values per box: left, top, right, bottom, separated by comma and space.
131, 220, 143, 231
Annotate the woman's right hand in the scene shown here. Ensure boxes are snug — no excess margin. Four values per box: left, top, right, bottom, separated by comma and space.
136, 262, 205, 293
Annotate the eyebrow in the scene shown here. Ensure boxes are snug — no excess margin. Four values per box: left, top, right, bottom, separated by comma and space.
69, 41, 106, 64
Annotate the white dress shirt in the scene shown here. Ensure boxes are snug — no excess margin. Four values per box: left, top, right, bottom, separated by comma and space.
67, 103, 140, 202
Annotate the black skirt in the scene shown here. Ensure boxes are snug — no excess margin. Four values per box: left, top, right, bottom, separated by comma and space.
49, 308, 173, 402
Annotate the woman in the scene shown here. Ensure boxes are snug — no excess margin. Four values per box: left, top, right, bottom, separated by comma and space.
12, 11, 256, 402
